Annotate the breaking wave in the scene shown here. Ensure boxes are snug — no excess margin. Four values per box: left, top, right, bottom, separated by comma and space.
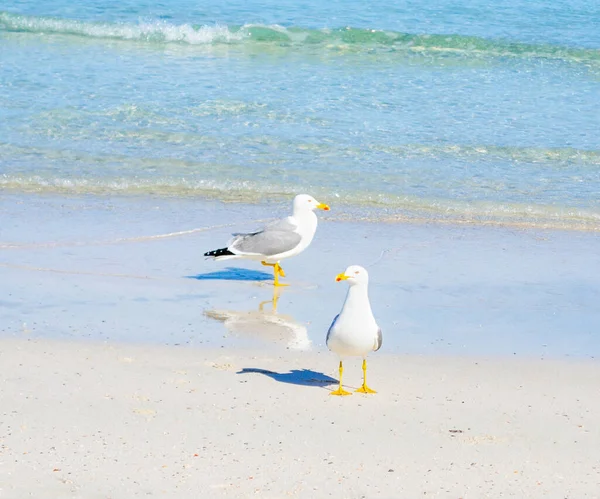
2, 11, 599, 63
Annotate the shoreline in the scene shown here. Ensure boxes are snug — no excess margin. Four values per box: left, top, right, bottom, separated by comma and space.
1, 193, 599, 358
1, 191, 599, 234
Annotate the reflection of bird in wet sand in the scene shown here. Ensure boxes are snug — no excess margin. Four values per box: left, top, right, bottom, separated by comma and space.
326, 265, 382, 396
203, 194, 330, 286
204, 288, 311, 350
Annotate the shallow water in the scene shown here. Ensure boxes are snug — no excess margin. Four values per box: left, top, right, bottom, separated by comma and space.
1, 1, 599, 229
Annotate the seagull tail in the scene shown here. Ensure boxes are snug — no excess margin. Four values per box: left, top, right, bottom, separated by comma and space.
204, 247, 236, 260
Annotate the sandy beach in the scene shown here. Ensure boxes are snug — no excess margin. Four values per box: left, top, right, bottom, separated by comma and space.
1, 194, 600, 497
1, 338, 600, 498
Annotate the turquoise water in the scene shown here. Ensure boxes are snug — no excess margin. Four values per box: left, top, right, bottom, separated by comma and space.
1, 1, 599, 228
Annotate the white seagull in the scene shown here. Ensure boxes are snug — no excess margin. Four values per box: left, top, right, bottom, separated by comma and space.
204, 194, 330, 286
326, 265, 382, 396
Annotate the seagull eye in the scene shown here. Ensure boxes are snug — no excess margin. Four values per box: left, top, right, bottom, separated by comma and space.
355, 271, 360, 274
308, 199, 312, 202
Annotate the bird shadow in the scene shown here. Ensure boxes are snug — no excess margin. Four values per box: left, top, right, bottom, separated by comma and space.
237, 368, 337, 387
187, 267, 272, 282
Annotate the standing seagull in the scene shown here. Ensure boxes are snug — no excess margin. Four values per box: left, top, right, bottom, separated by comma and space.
204, 194, 330, 286
326, 265, 382, 396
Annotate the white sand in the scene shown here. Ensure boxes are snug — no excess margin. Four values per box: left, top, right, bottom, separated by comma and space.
1, 337, 599, 498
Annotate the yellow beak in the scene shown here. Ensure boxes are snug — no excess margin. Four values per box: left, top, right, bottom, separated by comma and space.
316, 202, 330, 211
335, 273, 348, 282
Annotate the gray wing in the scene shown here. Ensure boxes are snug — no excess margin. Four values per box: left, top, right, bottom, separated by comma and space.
232, 217, 297, 237
373, 327, 383, 351
264, 217, 298, 232
325, 314, 340, 344
229, 217, 301, 256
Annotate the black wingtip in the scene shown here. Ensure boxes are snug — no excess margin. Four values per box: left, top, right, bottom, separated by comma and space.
204, 247, 235, 258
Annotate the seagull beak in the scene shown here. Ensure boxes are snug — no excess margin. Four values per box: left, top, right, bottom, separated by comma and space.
316, 202, 330, 211
335, 273, 348, 282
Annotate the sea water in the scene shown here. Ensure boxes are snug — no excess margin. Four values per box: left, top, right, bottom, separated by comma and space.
1, 0, 599, 230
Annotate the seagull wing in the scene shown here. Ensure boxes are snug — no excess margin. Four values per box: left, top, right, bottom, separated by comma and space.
229, 217, 301, 257
374, 327, 383, 351
325, 314, 340, 345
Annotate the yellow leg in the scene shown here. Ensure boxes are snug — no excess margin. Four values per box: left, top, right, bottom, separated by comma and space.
261, 261, 288, 287
355, 358, 377, 394
275, 263, 286, 278
330, 361, 352, 396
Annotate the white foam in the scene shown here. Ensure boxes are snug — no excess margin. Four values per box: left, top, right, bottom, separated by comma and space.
0, 12, 245, 45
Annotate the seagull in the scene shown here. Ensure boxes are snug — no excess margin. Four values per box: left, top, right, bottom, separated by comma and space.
326, 265, 382, 396
204, 194, 330, 286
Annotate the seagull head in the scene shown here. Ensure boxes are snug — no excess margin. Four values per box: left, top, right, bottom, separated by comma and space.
335, 265, 369, 286
293, 194, 330, 213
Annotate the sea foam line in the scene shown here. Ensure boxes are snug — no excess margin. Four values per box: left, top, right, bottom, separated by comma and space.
0, 12, 242, 44
2, 11, 599, 63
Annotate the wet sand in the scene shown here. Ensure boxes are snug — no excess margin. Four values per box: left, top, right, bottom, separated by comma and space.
1, 194, 599, 357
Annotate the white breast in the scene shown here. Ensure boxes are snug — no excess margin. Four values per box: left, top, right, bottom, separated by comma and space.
269, 211, 318, 261
327, 285, 380, 358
